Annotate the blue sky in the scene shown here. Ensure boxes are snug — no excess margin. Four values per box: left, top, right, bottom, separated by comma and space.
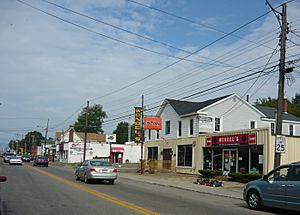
0, 0, 300, 148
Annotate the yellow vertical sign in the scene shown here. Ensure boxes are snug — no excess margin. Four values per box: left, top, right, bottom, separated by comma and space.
134, 107, 142, 143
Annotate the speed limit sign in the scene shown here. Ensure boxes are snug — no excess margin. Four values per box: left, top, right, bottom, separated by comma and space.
276, 135, 286, 153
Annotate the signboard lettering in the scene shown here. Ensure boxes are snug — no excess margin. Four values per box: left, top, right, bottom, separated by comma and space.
206, 133, 256, 146
134, 107, 142, 143
144, 117, 162, 130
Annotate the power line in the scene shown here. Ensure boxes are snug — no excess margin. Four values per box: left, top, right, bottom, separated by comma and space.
127, 0, 276, 50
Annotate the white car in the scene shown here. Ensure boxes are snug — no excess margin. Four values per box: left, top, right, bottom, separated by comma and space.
9, 156, 22, 165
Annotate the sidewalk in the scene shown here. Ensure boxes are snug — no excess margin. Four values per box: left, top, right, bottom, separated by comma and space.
118, 171, 244, 200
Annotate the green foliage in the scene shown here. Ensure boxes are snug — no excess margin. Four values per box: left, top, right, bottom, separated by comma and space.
255, 93, 300, 118
113, 122, 130, 144
228, 172, 263, 182
8, 131, 45, 153
199, 169, 222, 178
74, 104, 107, 133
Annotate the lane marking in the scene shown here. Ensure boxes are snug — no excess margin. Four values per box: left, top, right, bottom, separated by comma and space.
26, 165, 159, 215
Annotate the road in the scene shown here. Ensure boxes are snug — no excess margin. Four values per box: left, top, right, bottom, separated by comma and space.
0, 160, 296, 215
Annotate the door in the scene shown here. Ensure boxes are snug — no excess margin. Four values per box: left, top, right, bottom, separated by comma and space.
261, 165, 290, 208
162, 149, 172, 170
223, 149, 238, 173
285, 166, 300, 211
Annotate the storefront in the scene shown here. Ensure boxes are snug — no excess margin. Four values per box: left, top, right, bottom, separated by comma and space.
203, 133, 264, 174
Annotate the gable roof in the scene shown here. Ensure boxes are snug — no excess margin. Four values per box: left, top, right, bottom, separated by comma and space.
255, 105, 300, 122
165, 94, 232, 116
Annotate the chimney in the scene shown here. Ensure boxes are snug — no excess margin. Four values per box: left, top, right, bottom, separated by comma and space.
283, 98, 288, 113
246, 95, 249, 102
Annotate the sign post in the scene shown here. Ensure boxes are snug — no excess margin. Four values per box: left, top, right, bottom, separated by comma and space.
275, 135, 286, 153
106, 134, 116, 163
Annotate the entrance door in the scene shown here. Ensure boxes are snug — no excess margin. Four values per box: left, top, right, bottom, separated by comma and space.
223, 149, 238, 173
162, 149, 172, 170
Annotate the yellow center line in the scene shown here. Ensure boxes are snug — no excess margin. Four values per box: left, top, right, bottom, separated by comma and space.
26, 165, 159, 215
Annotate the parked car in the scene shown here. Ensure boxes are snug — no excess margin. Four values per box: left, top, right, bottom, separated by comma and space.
9, 156, 22, 165
21, 155, 31, 162
3, 152, 14, 163
243, 161, 300, 212
33, 156, 48, 167
75, 159, 118, 184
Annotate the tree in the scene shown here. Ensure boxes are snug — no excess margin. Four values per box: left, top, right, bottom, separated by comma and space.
8, 131, 44, 153
113, 122, 132, 144
74, 104, 107, 133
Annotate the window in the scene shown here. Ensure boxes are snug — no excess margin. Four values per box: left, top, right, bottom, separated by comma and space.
289, 166, 300, 181
165, 121, 170, 135
148, 147, 158, 160
178, 121, 182, 137
271, 122, 275, 134
268, 166, 290, 182
177, 144, 193, 167
215, 118, 221, 131
189, 119, 194, 135
156, 130, 159, 139
250, 121, 256, 129
289, 125, 294, 136
148, 130, 151, 140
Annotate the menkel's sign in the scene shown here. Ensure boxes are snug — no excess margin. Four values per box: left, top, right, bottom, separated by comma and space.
134, 107, 142, 143
206, 133, 256, 147
144, 116, 162, 130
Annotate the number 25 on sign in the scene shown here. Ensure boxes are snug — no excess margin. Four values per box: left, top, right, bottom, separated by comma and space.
276, 135, 286, 153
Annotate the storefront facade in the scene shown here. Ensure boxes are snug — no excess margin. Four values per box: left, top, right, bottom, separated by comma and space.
144, 127, 300, 175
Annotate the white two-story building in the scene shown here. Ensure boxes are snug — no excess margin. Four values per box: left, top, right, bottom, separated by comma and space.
144, 94, 300, 174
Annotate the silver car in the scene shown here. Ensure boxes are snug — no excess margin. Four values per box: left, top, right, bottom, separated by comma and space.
75, 159, 118, 184
243, 162, 300, 212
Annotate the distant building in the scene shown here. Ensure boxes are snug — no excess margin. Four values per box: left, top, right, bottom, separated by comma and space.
55, 127, 141, 163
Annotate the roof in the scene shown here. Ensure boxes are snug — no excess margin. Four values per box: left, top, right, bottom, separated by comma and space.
76, 132, 106, 142
165, 95, 232, 116
255, 105, 300, 122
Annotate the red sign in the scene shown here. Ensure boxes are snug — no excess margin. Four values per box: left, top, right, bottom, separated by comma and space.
144, 117, 162, 130
206, 133, 256, 146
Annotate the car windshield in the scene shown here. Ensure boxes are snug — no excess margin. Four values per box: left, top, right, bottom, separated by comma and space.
90, 161, 112, 167
37, 156, 47, 160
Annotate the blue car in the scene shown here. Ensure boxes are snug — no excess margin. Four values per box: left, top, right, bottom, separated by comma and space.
243, 162, 300, 212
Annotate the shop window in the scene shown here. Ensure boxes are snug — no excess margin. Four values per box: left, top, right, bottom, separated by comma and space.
203, 148, 212, 169
189, 119, 194, 135
165, 121, 170, 135
271, 122, 275, 135
212, 148, 222, 171
178, 121, 182, 137
148, 130, 151, 140
250, 145, 263, 174
177, 144, 193, 167
289, 124, 294, 136
214, 118, 221, 132
148, 147, 158, 160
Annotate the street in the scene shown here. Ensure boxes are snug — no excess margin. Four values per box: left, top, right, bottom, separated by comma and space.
0, 161, 296, 215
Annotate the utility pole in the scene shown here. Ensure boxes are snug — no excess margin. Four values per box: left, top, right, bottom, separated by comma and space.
44, 119, 49, 156
274, 3, 287, 168
141, 95, 144, 174
83, 100, 89, 162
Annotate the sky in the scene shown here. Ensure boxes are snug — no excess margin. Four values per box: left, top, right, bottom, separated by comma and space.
1, 0, 300, 149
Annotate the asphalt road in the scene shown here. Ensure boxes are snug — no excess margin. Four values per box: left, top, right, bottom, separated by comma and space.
0, 160, 297, 215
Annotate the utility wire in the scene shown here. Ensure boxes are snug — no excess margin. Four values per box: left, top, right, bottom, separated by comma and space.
128, 0, 275, 50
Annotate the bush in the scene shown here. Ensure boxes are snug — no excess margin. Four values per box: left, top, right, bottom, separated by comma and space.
229, 172, 263, 182
199, 169, 222, 178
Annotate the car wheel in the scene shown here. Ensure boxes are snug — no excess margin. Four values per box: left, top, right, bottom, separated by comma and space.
108, 179, 115, 185
84, 174, 89, 183
75, 172, 80, 181
247, 190, 262, 210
